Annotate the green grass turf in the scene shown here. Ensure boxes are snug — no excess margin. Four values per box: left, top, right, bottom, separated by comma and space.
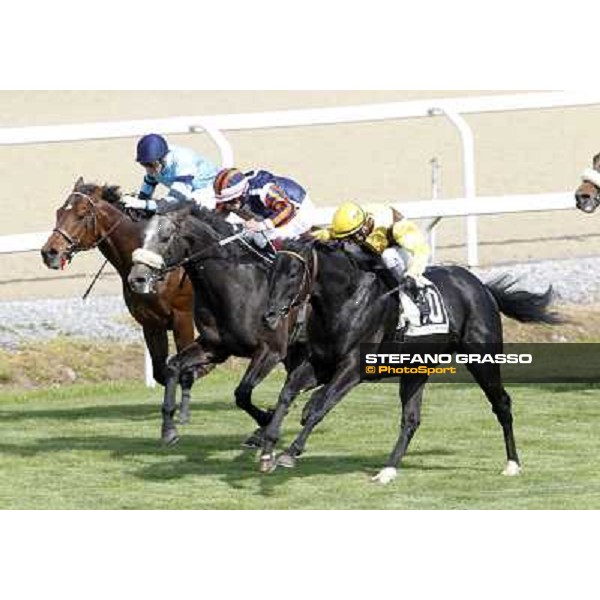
0, 370, 598, 509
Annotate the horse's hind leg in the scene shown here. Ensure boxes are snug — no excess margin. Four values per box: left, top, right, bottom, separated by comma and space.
466, 362, 521, 476
373, 373, 429, 485
235, 343, 284, 448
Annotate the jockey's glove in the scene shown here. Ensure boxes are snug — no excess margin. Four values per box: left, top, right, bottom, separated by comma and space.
245, 219, 270, 233
243, 231, 270, 249
122, 196, 153, 211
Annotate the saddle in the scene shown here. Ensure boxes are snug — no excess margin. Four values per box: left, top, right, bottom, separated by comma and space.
398, 277, 449, 338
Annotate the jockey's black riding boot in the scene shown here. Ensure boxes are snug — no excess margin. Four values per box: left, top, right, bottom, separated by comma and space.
402, 275, 431, 325
415, 286, 431, 325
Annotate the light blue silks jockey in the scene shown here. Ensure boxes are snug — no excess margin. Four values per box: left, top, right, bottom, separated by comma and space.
124, 134, 220, 212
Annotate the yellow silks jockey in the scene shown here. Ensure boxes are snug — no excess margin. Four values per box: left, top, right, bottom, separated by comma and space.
314, 201, 430, 281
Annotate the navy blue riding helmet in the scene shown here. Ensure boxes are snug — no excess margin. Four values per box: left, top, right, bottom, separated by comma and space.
136, 134, 169, 164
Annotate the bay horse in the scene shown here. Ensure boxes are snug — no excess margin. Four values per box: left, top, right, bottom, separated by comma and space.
260, 239, 562, 483
41, 178, 197, 422
575, 152, 600, 214
127, 203, 308, 447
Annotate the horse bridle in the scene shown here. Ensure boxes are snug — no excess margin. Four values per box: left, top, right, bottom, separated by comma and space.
274, 248, 319, 318
579, 169, 600, 211
54, 191, 125, 259
132, 211, 203, 277
135, 213, 274, 277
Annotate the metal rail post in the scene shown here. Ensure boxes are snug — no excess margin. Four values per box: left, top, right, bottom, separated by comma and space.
428, 157, 441, 263
429, 107, 478, 266
190, 121, 235, 168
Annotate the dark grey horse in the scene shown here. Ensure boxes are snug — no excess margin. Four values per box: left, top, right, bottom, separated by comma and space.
128, 203, 308, 447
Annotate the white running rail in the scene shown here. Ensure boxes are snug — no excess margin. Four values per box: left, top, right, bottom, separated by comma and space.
0, 91, 593, 386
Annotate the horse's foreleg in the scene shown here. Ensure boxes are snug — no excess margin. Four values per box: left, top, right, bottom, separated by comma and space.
142, 326, 169, 386
161, 341, 215, 445
172, 309, 197, 425
372, 373, 428, 485
276, 357, 361, 469
235, 344, 283, 448
177, 369, 194, 425
259, 360, 318, 472
162, 365, 180, 446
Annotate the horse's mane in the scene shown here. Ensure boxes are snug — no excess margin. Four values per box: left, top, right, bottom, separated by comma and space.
172, 205, 270, 270
282, 236, 370, 274
78, 183, 122, 205
189, 205, 237, 238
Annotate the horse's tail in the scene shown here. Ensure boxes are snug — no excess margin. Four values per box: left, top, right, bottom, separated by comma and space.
485, 274, 564, 325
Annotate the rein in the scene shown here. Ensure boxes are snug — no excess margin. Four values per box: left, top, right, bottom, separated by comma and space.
145, 224, 274, 275
277, 248, 319, 314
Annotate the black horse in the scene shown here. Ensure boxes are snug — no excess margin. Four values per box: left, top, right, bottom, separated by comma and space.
261, 239, 561, 483
127, 203, 307, 446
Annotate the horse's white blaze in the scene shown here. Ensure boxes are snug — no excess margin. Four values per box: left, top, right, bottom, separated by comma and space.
143, 217, 161, 246
372, 467, 398, 485
502, 460, 521, 476
132, 248, 165, 269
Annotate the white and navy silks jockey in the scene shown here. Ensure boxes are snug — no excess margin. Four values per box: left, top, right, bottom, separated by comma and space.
137, 145, 220, 210
214, 168, 317, 248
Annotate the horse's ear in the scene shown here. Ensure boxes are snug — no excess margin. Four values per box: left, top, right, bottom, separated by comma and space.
391, 207, 404, 223
593, 154, 600, 171
74, 176, 84, 190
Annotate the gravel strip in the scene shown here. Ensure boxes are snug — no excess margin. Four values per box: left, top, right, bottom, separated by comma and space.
474, 255, 600, 306
1, 256, 600, 351
0, 295, 141, 351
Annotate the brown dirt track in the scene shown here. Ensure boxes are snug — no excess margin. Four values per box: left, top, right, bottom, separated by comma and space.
1, 90, 600, 301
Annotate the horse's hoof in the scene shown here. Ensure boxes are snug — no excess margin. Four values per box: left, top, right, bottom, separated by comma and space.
259, 454, 276, 473
178, 414, 191, 426
241, 429, 264, 450
162, 430, 180, 447
372, 467, 398, 485
275, 453, 296, 469
502, 461, 521, 477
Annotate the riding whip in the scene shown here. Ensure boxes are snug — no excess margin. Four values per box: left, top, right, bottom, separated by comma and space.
218, 231, 248, 247
82, 259, 109, 301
